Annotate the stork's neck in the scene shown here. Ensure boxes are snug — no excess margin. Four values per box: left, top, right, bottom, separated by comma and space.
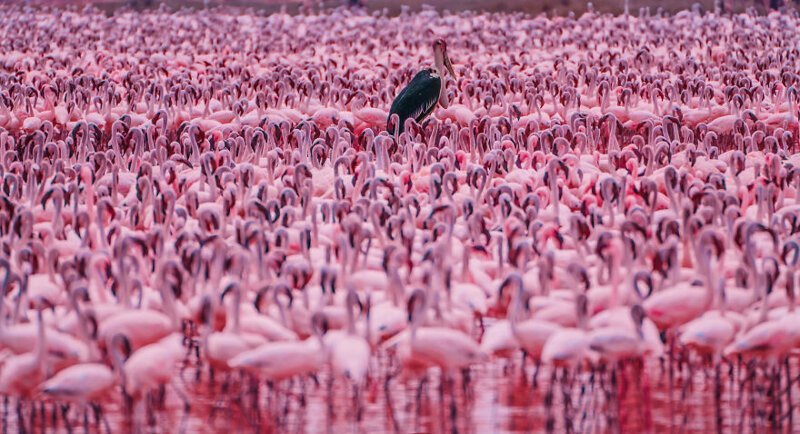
433, 49, 449, 108
434, 49, 445, 77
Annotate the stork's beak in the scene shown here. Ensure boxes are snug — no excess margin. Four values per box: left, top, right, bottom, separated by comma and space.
444, 51, 456, 80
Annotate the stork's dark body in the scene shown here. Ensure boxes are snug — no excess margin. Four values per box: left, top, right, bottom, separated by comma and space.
388, 68, 441, 133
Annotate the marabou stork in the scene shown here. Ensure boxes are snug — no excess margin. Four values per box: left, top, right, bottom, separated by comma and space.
388, 39, 456, 134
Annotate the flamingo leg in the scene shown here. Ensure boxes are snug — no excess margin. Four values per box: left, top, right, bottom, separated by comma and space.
618, 361, 629, 431
747, 362, 756, 434
28, 400, 36, 434
82, 404, 89, 434
60, 404, 72, 434
16, 399, 26, 434
416, 375, 427, 416
532, 359, 541, 389
637, 359, 653, 433
461, 367, 471, 400
679, 355, 693, 433
145, 394, 156, 428
561, 366, 573, 434
667, 332, 675, 432
170, 378, 192, 413
327, 372, 334, 420
737, 358, 750, 432
728, 359, 736, 424
249, 375, 260, 426
382, 365, 400, 433
595, 364, 610, 434
544, 368, 556, 433
610, 364, 619, 434
91, 403, 112, 434
437, 372, 448, 434
50, 403, 58, 432
786, 357, 794, 428
156, 384, 166, 409
353, 383, 363, 422
448, 372, 458, 434
714, 361, 723, 434
38, 402, 44, 433
169, 380, 191, 434
577, 366, 594, 434
210, 372, 232, 421
298, 377, 307, 409
768, 363, 779, 430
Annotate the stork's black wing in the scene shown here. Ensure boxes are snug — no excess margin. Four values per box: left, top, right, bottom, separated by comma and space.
388, 68, 441, 133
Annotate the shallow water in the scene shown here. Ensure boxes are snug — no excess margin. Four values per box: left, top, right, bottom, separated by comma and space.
6, 353, 800, 433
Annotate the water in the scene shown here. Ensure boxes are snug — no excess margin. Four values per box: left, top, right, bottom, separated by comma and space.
6, 353, 799, 433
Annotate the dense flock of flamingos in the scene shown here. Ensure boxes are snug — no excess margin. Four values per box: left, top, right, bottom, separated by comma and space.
1, 3, 800, 433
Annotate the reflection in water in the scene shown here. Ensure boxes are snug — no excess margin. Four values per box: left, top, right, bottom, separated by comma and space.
4, 353, 799, 433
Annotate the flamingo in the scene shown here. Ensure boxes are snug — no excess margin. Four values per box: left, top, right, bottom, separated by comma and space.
228, 312, 329, 381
